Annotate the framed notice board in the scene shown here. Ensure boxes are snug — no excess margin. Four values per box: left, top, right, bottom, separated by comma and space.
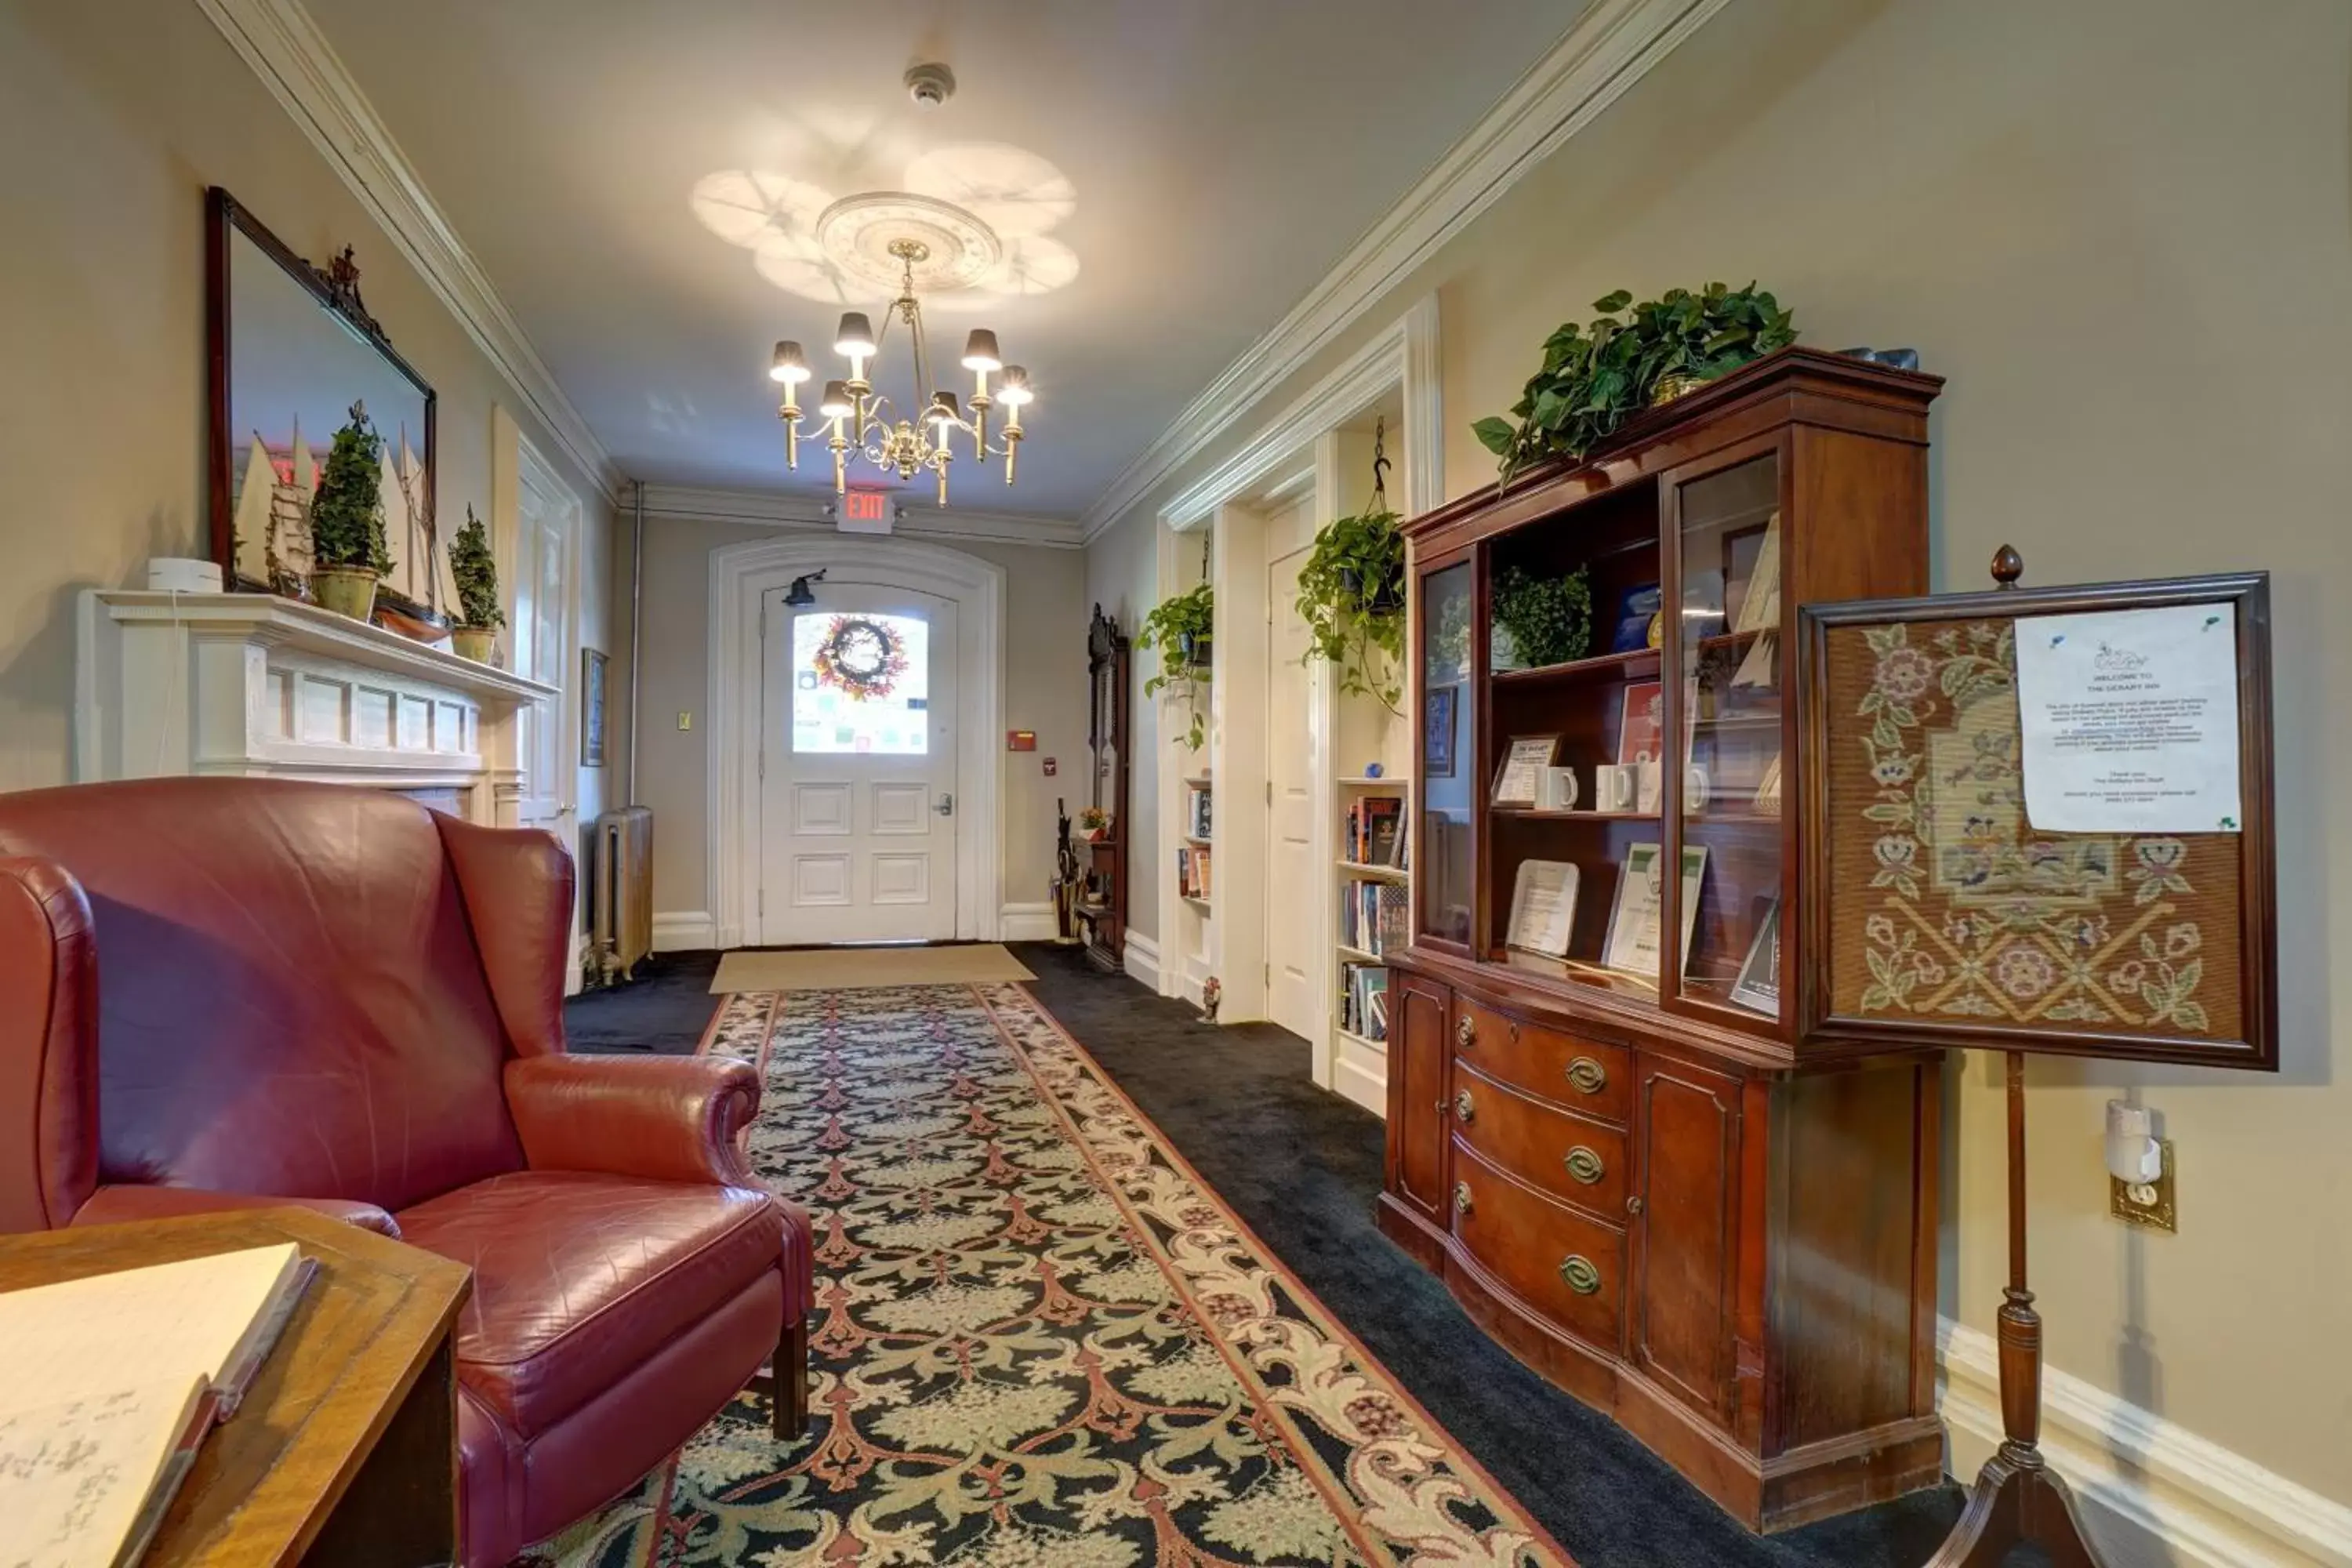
1795, 569, 2276, 1069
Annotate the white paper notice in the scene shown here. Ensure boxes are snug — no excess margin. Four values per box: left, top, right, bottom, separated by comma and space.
2013, 604, 2241, 833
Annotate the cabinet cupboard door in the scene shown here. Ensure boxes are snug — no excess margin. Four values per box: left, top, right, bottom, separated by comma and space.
1388, 975, 1451, 1218
1631, 1054, 1742, 1424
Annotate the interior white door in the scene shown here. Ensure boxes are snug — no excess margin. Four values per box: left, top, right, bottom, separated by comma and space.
511, 445, 579, 837
1265, 544, 1318, 1039
759, 583, 958, 944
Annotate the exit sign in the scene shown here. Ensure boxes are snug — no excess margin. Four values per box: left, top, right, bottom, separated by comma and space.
838, 489, 895, 535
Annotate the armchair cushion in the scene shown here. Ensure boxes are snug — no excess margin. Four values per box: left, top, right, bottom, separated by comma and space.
394, 1171, 785, 1437
503, 1053, 760, 1187
71, 1185, 400, 1237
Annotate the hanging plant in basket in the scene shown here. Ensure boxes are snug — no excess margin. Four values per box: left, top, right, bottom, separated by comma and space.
1138, 579, 1214, 750
1296, 507, 1406, 712
1296, 416, 1408, 713
811, 615, 909, 702
1472, 282, 1796, 481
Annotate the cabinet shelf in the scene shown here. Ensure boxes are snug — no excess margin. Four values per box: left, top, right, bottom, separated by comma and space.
1338, 860, 1409, 880
1491, 646, 1661, 686
1490, 807, 1660, 823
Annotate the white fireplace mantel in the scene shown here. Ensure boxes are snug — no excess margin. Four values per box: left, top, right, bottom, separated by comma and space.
75, 590, 558, 826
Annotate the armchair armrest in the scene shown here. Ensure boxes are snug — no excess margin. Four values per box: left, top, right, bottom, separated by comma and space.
0, 855, 99, 1230
72, 1184, 400, 1237
503, 1054, 762, 1188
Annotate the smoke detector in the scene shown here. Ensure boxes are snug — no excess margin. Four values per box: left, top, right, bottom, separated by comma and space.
904, 63, 956, 109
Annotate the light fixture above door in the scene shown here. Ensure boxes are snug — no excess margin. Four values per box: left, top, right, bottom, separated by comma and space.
769, 192, 1035, 506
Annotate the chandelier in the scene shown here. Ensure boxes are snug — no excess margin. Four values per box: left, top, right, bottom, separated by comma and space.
768, 192, 1035, 506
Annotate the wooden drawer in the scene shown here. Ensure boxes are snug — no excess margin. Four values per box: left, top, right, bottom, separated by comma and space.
1449, 1139, 1624, 1354
1450, 1062, 1629, 1219
1451, 996, 1631, 1124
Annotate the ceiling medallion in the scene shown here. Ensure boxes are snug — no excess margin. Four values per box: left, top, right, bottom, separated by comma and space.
768, 190, 1035, 506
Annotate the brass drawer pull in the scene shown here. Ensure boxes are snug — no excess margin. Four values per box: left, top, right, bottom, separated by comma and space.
1453, 1088, 1475, 1123
1565, 1056, 1609, 1095
1455, 1015, 1475, 1048
1558, 1254, 1602, 1296
1627, 1195, 1645, 1217
1563, 1145, 1605, 1185
1453, 1182, 1474, 1216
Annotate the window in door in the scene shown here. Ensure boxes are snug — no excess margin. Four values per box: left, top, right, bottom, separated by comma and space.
790, 612, 930, 755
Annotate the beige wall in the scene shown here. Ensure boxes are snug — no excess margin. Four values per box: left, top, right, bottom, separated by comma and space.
621, 516, 1087, 924
0, 0, 613, 799
1086, 0, 2352, 1504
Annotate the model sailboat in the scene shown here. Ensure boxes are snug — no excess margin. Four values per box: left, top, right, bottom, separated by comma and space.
230, 422, 318, 598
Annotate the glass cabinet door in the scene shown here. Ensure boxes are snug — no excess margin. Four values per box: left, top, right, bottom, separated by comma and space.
1418, 559, 1475, 945
1671, 452, 1785, 1018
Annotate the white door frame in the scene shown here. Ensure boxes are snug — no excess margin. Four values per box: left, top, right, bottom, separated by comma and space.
710, 535, 1004, 950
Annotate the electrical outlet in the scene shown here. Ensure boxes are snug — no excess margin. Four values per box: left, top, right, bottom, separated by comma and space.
677, 711, 693, 731
2111, 1138, 2176, 1232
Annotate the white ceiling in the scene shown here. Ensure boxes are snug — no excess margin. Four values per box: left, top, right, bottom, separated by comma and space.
300, 1, 1591, 518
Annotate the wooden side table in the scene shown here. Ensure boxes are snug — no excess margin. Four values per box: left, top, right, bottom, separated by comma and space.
0, 1207, 472, 1567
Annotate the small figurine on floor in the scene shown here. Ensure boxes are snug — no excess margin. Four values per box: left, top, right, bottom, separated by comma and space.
1200, 975, 1221, 1023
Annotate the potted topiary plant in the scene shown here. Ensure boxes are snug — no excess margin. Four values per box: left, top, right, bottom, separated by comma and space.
1138, 579, 1214, 750
447, 505, 504, 662
1077, 805, 1110, 841
1490, 564, 1595, 670
1294, 506, 1406, 713
307, 401, 395, 620
1472, 282, 1796, 481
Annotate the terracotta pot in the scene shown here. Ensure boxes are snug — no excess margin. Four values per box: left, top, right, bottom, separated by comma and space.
452, 625, 498, 663
310, 567, 379, 622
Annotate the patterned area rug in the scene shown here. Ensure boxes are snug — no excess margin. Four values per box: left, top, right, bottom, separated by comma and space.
528, 982, 1567, 1566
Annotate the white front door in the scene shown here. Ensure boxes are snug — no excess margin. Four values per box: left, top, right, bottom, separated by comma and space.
758, 583, 959, 943
1265, 543, 1319, 1039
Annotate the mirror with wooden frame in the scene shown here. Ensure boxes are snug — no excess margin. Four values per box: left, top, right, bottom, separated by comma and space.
205, 187, 450, 633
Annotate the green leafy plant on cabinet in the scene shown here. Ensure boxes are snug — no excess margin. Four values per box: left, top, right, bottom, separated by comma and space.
1472, 283, 1796, 480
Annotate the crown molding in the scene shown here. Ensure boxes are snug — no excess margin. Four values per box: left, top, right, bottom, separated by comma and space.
1155, 296, 1439, 534
637, 484, 1085, 550
1080, 0, 1730, 539
196, 0, 625, 504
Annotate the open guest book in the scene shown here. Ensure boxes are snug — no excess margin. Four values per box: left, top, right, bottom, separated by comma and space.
0, 1243, 316, 1568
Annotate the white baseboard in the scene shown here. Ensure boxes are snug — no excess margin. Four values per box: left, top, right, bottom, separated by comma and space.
651, 910, 717, 952
998, 902, 1060, 942
1938, 1319, 2352, 1566
1121, 930, 1160, 992
1333, 1056, 1387, 1117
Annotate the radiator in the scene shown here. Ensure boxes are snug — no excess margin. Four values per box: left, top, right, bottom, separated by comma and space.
592, 806, 654, 984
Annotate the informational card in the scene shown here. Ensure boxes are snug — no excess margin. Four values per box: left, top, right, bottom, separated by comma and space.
2013, 604, 2242, 833
1505, 859, 1579, 956
1491, 735, 1559, 807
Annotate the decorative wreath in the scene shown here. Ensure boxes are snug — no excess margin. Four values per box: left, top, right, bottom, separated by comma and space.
811, 615, 909, 702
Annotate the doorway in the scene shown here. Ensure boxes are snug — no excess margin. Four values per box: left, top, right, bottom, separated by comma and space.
758, 581, 959, 944
1265, 534, 1319, 1040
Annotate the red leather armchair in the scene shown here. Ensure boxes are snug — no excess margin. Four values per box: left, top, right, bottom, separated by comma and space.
0, 778, 812, 1567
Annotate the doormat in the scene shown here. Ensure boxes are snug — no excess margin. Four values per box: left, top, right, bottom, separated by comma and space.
709, 943, 1035, 993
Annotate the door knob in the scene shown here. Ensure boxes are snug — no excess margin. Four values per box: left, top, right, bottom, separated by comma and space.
935, 793, 955, 817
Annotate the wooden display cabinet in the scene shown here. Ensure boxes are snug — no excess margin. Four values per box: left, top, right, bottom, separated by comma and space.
1381, 347, 1947, 1532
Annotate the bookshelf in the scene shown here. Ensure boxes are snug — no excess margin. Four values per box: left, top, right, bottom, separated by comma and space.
1332, 774, 1410, 1116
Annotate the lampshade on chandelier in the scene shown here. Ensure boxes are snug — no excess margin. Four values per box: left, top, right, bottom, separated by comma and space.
769, 191, 1035, 506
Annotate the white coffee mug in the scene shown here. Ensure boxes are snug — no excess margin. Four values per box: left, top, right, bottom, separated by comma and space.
1595, 764, 1636, 811
1686, 765, 1711, 811
1541, 767, 1580, 811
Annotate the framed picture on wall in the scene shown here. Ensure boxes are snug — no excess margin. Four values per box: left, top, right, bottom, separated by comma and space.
1425, 684, 1458, 777
581, 647, 608, 768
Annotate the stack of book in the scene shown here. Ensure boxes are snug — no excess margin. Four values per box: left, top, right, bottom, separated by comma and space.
1185, 784, 1213, 840
1341, 877, 1410, 957
1344, 794, 1407, 868
1177, 844, 1213, 899
1340, 961, 1390, 1043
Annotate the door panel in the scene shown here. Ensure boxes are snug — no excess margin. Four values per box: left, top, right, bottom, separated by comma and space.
1388, 973, 1450, 1217
759, 583, 957, 942
1265, 545, 1317, 1039
1632, 1054, 1742, 1424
